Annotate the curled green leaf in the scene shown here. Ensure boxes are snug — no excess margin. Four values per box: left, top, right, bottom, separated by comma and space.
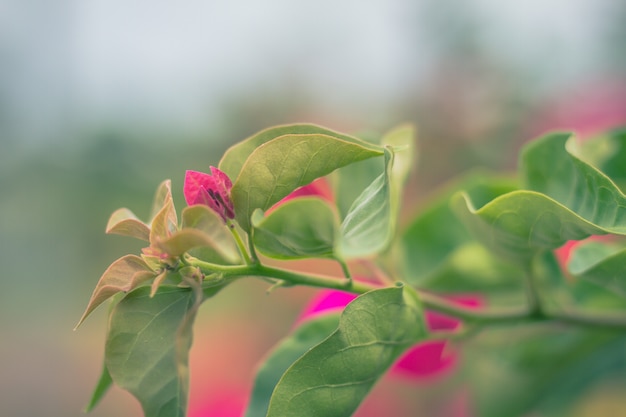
452, 189, 607, 262
522, 132, 626, 232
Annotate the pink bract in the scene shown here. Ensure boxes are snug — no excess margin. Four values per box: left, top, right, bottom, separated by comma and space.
268, 177, 334, 213
184, 167, 235, 222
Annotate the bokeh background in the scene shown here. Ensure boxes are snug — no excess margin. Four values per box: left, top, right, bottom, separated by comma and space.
2, 1, 626, 416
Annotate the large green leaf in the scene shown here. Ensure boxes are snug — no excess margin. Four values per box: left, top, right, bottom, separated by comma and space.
231, 134, 383, 231
452, 189, 609, 262
452, 133, 626, 262
105, 285, 218, 417
245, 314, 341, 417
251, 198, 339, 260
266, 286, 426, 417
568, 241, 626, 298
219, 124, 377, 181
337, 148, 393, 259
522, 132, 626, 230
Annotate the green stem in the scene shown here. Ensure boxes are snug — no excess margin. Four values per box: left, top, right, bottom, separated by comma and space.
184, 257, 626, 331
523, 267, 543, 316
227, 221, 254, 265
336, 258, 352, 282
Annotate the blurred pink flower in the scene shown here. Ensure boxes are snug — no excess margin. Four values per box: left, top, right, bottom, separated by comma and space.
268, 177, 334, 213
184, 167, 235, 222
187, 384, 247, 417
529, 81, 626, 140
298, 289, 481, 380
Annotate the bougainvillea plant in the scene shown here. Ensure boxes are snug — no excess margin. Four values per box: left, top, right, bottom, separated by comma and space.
77, 123, 626, 417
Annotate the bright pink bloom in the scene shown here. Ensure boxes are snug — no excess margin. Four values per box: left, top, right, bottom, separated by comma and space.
184, 167, 235, 222
298, 289, 481, 380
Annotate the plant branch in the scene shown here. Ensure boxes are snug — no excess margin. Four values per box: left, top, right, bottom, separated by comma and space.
185, 257, 626, 330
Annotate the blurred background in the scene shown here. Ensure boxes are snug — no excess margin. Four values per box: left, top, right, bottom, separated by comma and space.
2, 0, 626, 416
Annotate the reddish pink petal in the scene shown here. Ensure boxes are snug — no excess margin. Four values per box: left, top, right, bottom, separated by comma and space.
184, 168, 235, 221
184, 170, 217, 206
210, 166, 233, 190
194, 187, 222, 216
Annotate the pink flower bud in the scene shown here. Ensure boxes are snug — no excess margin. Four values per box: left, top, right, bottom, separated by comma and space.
184, 167, 235, 222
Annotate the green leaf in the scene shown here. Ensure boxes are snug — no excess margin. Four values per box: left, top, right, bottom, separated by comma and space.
245, 314, 341, 417
452, 190, 609, 262
84, 364, 113, 412
266, 286, 426, 417
106, 208, 150, 241
331, 124, 415, 220
522, 132, 626, 232
568, 241, 626, 298
231, 134, 383, 231
75, 255, 155, 329
337, 148, 393, 259
332, 157, 383, 220
105, 285, 218, 417
400, 172, 518, 287
181, 205, 241, 264
452, 133, 626, 263
219, 123, 377, 181
153, 205, 241, 264
251, 198, 339, 259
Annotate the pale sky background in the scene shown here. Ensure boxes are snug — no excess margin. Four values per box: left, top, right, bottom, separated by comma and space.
1, 0, 624, 145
